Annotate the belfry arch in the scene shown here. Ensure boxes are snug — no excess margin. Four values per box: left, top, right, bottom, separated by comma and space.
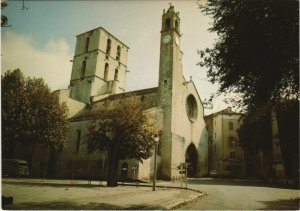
185, 143, 198, 177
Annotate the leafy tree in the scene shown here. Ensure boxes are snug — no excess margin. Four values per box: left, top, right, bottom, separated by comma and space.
276, 101, 299, 179
199, 0, 299, 180
238, 101, 299, 179
198, 0, 298, 110
86, 94, 157, 187
2, 69, 25, 158
2, 69, 69, 161
1, 1, 10, 27
238, 112, 272, 157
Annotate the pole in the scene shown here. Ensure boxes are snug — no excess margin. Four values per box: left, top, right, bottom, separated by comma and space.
152, 142, 158, 191
185, 162, 188, 189
180, 164, 183, 188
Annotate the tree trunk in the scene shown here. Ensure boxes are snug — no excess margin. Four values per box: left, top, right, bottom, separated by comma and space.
29, 144, 36, 172
5, 140, 16, 159
106, 145, 119, 187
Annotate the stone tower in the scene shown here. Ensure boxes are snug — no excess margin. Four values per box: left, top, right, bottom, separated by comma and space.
69, 27, 129, 103
158, 5, 184, 179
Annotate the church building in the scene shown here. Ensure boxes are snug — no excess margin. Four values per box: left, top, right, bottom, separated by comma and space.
49, 5, 208, 180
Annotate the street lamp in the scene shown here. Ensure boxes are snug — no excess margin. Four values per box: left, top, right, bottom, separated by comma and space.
152, 135, 159, 191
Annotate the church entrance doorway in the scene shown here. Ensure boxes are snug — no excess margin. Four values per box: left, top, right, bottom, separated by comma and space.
185, 143, 198, 177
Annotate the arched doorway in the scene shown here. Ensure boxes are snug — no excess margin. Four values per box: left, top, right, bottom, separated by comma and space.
185, 144, 198, 177
120, 162, 128, 181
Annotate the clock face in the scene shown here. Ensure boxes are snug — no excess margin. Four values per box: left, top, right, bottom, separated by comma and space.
163, 35, 171, 44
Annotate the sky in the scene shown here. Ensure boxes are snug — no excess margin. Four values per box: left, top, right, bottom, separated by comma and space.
1, 0, 229, 115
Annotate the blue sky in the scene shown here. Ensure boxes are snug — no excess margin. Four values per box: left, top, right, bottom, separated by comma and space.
2, 0, 229, 114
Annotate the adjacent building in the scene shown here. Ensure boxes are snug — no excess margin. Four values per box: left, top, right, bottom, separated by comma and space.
205, 107, 245, 177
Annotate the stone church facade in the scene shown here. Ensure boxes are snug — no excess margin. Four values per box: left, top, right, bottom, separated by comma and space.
47, 6, 208, 180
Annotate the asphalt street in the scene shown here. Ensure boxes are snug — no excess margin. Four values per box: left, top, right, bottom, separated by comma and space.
179, 178, 299, 210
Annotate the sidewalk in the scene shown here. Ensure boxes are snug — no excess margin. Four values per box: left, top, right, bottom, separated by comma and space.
2, 178, 204, 210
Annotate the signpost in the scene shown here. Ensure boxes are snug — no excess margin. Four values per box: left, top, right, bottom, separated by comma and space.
132, 165, 139, 187
177, 162, 189, 189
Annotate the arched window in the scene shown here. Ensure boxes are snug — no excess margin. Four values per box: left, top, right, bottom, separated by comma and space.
114, 69, 119, 81
76, 129, 81, 152
81, 60, 86, 80
186, 94, 198, 122
175, 20, 179, 32
85, 37, 90, 53
116, 45, 121, 61
165, 18, 171, 30
229, 122, 233, 130
106, 38, 111, 55
104, 63, 109, 81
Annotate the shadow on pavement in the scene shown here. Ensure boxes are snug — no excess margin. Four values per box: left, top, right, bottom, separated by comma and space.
258, 198, 300, 210
4, 201, 163, 210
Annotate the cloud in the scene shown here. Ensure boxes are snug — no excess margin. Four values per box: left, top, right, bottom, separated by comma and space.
1, 31, 72, 91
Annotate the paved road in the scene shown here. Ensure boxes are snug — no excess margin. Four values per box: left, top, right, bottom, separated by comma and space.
179, 178, 299, 210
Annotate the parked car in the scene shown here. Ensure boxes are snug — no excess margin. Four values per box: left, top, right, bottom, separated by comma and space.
209, 169, 217, 176
2, 159, 29, 177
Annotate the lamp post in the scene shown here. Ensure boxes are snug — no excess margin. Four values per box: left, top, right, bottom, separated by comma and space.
152, 135, 159, 191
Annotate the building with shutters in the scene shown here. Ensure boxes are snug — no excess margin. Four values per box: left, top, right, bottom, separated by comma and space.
205, 107, 245, 177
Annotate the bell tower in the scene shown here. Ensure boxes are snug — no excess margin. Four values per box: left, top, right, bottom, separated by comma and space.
69, 27, 129, 104
158, 5, 183, 106
158, 5, 184, 179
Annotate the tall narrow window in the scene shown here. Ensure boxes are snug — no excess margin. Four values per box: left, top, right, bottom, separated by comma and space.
85, 37, 90, 53
165, 18, 171, 30
114, 69, 119, 81
81, 60, 86, 80
106, 38, 111, 55
116, 45, 121, 61
104, 63, 109, 81
229, 151, 235, 159
228, 136, 235, 147
229, 122, 233, 130
175, 20, 179, 32
76, 129, 81, 152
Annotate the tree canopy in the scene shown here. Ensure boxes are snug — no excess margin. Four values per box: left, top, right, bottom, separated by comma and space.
1, 1, 10, 27
238, 100, 299, 179
2, 69, 69, 158
86, 94, 157, 186
198, 0, 299, 111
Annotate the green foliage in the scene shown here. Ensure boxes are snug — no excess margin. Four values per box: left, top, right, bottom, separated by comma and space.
198, 0, 299, 110
1, 1, 10, 27
2, 69, 69, 158
238, 110, 272, 156
238, 101, 299, 178
86, 93, 157, 186
87, 94, 157, 161
277, 101, 299, 178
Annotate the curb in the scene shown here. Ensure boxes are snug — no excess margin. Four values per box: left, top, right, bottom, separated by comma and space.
166, 192, 206, 210
2, 180, 106, 188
